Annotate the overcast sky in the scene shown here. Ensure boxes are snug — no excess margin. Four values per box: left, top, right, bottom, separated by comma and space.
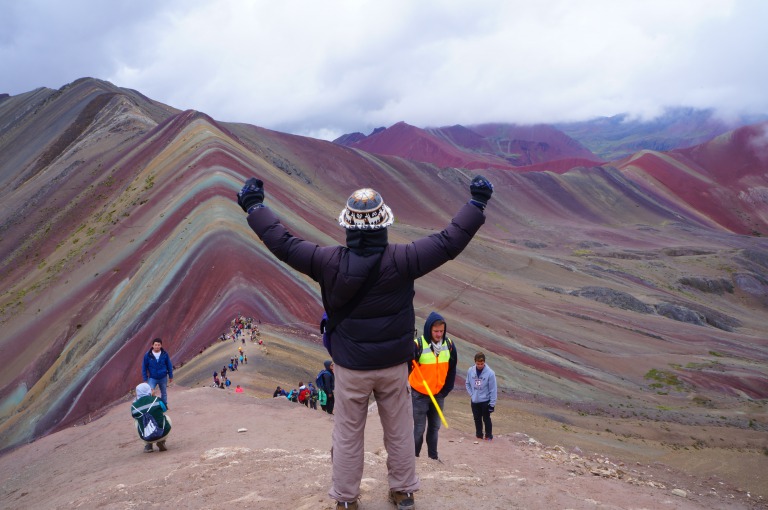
2, 0, 768, 140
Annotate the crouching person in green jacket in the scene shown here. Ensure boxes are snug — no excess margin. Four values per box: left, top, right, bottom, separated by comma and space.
131, 382, 172, 452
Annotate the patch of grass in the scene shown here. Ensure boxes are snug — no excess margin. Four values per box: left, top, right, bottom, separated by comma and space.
144, 173, 155, 190
571, 249, 593, 257
644, 368, 687, 392
709, 350, 723, 357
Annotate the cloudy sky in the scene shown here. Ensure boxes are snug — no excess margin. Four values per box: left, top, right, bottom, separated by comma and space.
2, 0, 767, 140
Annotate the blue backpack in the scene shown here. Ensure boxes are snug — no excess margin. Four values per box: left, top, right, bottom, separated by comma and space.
141, 412, 164, 441
316, 369, 329, 391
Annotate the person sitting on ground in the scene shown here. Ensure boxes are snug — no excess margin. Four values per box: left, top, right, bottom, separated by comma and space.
131, 382, 171, 453
273, 386, 283, 398
225, 377, 231, 388
235, 384, 244, 393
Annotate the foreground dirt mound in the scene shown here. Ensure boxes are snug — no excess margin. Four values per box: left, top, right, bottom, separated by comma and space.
0, 386, 760, 509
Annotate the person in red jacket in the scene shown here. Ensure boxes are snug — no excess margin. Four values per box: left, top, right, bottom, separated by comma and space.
237, 175, 492, 510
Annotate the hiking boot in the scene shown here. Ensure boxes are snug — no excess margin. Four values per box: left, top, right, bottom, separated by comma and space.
388, 490, 415, 510
143, 443, 153, 453
157, 440, 167, 451
335, 500, 359, 509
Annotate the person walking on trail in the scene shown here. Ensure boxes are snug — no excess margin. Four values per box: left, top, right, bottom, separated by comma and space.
465, 352, 498, 441
237, 173, 492, 510
141, 338, 173, 408
409, 311, 457, 462
317, 360, 335, 414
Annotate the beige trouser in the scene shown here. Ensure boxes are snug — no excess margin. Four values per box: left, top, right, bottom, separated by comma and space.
329, 363, 420, 502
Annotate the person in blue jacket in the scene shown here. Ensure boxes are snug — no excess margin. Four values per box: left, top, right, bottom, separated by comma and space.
142, 338, 174, 408
465, 351, 497, 440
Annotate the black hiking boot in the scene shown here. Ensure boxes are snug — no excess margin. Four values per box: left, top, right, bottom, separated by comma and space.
157, 440, 167, 451
388, 490, 415, 510
143, 443, 153, 453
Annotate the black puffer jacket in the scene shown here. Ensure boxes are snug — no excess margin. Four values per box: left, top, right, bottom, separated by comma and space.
248, 202, 485, 370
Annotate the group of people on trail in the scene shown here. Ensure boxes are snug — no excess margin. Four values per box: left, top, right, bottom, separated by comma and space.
213, 345, 251, 390
238, 171, 495, 510
271, 359, 336, 414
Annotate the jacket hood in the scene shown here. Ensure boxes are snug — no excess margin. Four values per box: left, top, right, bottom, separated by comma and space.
345, 228, 388, 256
135, 382, 152, 398
423, 311, 446, 342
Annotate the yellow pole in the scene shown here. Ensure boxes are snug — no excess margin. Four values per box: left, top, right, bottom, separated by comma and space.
411, 361, 449, 428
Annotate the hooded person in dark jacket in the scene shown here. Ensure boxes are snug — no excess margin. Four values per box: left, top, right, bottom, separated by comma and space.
409, 311, 457, 461
237, 174, 493, 510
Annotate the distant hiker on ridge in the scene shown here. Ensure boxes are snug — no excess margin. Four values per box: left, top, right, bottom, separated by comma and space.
237, 173, 492, 510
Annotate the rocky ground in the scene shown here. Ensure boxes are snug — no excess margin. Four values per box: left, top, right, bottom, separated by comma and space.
0, 329, 764, 509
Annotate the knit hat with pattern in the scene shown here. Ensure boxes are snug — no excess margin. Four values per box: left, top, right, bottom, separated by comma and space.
338, 188, 394, 230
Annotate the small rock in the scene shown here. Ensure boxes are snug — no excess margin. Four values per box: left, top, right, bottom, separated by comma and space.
237, 428, 247, 433
671, 488, 687, 498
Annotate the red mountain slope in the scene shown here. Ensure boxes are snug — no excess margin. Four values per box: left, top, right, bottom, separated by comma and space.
348, 121, 516, 170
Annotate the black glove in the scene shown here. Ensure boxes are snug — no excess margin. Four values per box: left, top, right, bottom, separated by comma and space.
488, 405, 495, 414
470, 175, 493, 209
237, 178, 265, 213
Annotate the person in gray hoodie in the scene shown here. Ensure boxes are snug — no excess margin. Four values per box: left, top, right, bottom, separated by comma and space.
465, 351, 497, 440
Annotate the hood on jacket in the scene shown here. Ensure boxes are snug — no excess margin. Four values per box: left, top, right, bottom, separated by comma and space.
136, 382, 152, 398
345, 228, 388, 256
423, 311, 447, 343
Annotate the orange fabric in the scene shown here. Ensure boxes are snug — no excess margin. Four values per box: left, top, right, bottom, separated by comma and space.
409, 337, 450, 395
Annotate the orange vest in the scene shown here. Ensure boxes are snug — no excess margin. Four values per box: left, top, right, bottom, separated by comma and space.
409, 336, 452, 395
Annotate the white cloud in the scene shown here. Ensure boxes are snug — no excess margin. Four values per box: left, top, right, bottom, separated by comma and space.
2, 0, 767, 140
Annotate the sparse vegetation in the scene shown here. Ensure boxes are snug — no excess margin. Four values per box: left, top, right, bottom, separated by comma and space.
644, 368, 686, 392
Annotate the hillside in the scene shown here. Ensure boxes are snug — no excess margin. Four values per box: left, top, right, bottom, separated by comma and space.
0, 328, 762, 509
0, 78, 766, 502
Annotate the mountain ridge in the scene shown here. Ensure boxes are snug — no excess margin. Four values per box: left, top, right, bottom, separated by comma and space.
0, 78, 766, 499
